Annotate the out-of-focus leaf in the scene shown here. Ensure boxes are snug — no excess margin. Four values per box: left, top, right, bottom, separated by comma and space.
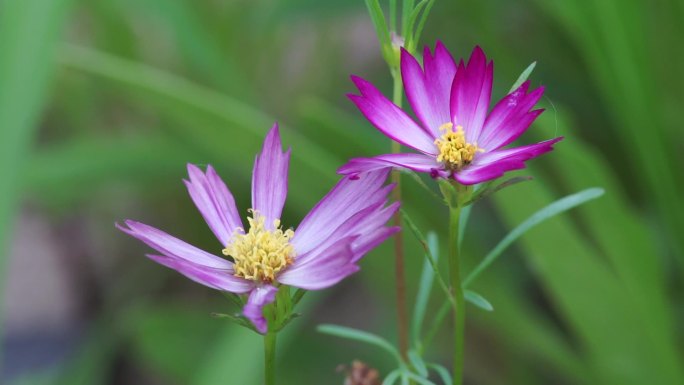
427, 363, 453, 385
407, 350, 428, 377
509, 61, 537, 92
463, 187, 605, 287
383, 369, 403, 385
317, 324, 403, 365
464, 290, 493, 312
411, 231, 439, 347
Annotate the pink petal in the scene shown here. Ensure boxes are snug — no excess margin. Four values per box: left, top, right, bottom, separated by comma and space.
252, 123, 290, 229
338, 153, 448, 178
478, 82, 545, 150
401, 42, 456, 137
278, 237, 360, 290
450, 46, 493, 143
350, 76, 437, 154
454, 137, 563, 185
243, 285, 278, 334
117, 220, 231, 269
146, 254, 253, 293
185, 164, 243, 246
293, 170, 392, 255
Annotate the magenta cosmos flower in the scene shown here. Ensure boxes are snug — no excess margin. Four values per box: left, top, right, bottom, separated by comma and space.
338, 43, 563, 185
118, 124, 399, 333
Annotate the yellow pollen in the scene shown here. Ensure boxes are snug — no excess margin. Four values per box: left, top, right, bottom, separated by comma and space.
434, 122, 484, 170
222, 210, 294, 283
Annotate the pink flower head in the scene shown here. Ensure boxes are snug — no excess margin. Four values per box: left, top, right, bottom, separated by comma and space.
339, 43, 563, 185
118, 124, 399, 333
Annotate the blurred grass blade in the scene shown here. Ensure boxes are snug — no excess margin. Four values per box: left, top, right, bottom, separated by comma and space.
411, 231, 439, 346
364, 0, 392, 60
407, 0, 435, 52
427, 363, 453, 385
401, 210, 454, 306
408, 350, 428, 377
317, 324, 403, 365
509, 61, 537, 92
404, 372, 437, 385
0, 0, 71, 368
383, 369, 403, 385
464, 188, 604, 287
464, 290, 494, 312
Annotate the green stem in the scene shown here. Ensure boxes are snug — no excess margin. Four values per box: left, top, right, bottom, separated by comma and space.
390, 67, 409, 362
448, 205, 466, 385
264, 330, 277, 385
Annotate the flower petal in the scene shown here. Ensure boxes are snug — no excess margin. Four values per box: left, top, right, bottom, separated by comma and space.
337, 153, 447, 178
243, 285, 278, 334
478, 81, 545, 150
252, 123, 290, 229
185, 164, 243, 246
454, 137, 563, 185
293, 170, 392, 255
278, 237, 360, 290
450, 46, 493, 143
146, 254, 253, 293
117, 220, 231, 269
401, 42, 456, 137
350, 76, 437, 154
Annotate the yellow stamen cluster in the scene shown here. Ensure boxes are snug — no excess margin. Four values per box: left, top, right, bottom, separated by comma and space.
222, 210, 294, 283
434, 122, 484, 170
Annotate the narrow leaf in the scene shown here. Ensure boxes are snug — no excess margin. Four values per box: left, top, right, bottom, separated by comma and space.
411, 231, 439, 346
408, 0, 435, 52
509, 61, 537, 93
401, 210, 455, 306
404, 372, 437, 385
408, 350, 428, 377
364, 0, 391, 49
317, 324, 403, 364
464, 290, 494, 311
427, 364, 453, 385
382, 370, 403, 385
464, 188, 605, 287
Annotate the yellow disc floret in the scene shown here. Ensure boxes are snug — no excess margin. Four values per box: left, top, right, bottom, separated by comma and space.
222, 210, 295, 283
434, 122, 484, 170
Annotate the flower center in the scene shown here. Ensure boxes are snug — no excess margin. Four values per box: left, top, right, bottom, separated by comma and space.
222, 210, 295, 283
434, 122, 484, 170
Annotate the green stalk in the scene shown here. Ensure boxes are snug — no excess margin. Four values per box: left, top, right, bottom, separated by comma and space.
263, 330, 277, 385
390, 68, 409, 361
448, 204, 466, 385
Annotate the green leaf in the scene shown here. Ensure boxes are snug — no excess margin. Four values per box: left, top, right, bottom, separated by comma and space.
317, 324, 403, 365
404, 372, 437, 385
411, 231, 439, 346
382, 369, 403, 385
401, 210, 454, 306
427, 363, 453, 385
509, 61, 537, 93
463, 187, 605, 287
463, 176, 533, 206
408, 349, 428, 377
401, 169, 442, 201
210, 312, 255, 331
364, 0, 393, 62
464, 290, 494, 311
403, 0, 429, 50
408, 0, 435, 52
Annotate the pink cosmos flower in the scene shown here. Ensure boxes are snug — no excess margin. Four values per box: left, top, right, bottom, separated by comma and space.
118, 124, 399, 333
338, 43, 563, 185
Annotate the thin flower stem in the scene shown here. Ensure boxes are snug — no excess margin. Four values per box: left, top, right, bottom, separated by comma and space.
391, 68, 409, 362
448, 205, 466, 385
264, 331, 277, 385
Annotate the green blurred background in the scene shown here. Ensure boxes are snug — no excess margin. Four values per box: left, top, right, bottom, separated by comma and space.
1, 0, 683, 384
